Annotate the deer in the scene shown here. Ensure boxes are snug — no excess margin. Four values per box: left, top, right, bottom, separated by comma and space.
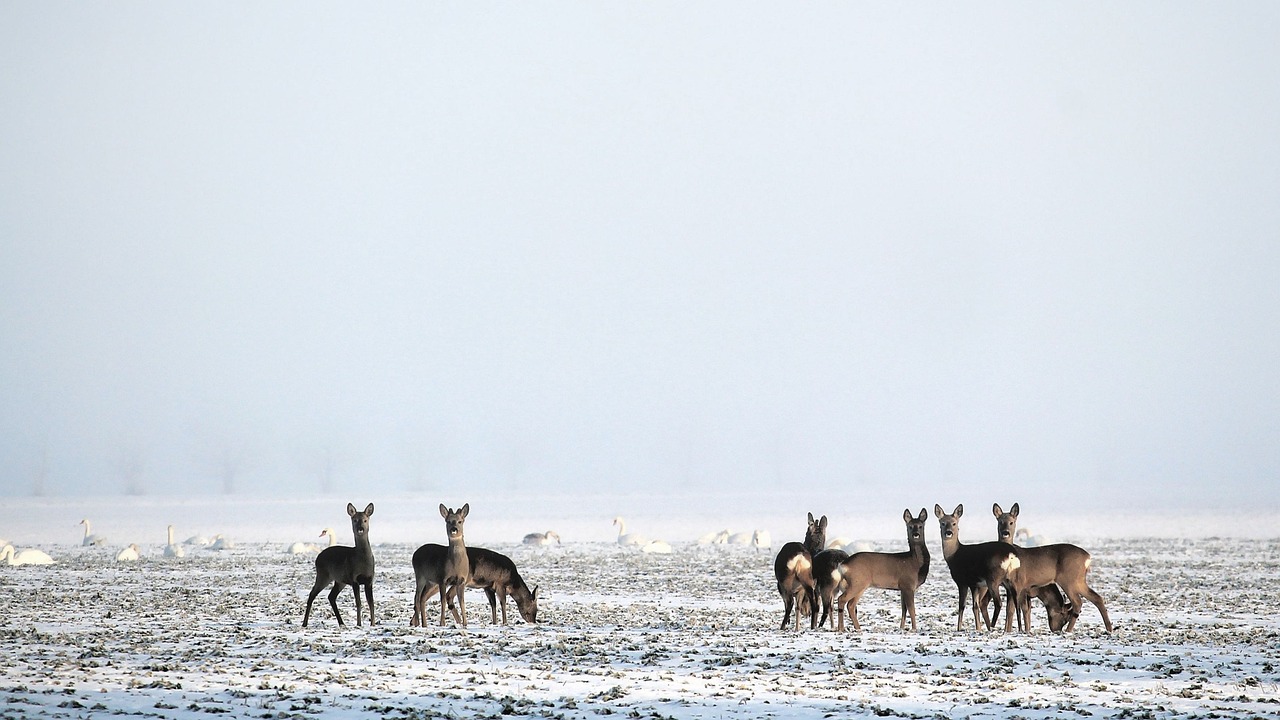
411, 546, 539, 626
992, 502, 1112, 632
833, 508, 930, 632
411, 503, 471, 627
772, 512, 826, 630
934, 503, 1023, 632
812, 547, 850, 630
302, 502, 376, 628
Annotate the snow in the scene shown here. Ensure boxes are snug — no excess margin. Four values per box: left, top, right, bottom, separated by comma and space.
1, 493, 1278, 719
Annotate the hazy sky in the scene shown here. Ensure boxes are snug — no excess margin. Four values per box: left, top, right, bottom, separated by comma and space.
2, 3, 1278, 508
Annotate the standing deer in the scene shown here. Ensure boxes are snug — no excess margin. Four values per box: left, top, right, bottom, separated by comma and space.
772, 512, 827, 630
834, 508, 930, 632
812, 547, 849, 629
302, 502, 376, 628
411, 546, 538, 626
934, 504, 1022, 632
993, 502, 1112, 632
420, 503, 470, 627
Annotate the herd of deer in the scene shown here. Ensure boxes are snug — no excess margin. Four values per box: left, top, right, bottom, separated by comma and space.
774, 503, 1113, 634
298, 499, 1111, 635
301, 502, 539, 629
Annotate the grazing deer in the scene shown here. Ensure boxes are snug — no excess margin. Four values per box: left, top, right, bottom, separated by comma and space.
772, 512, 827, 630
834, 508, 930, 632
302, 502, 376, 628
812, 548, 850, 629
411, 546, 539, 626
934, 504, 1022, 632
993, 502, 1112, 632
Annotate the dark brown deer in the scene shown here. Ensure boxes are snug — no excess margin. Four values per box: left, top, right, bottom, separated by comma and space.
302, 502, 375, 628
934, 504, 1022, 632
812, 547, 849, 629
834, 508, 930, 632
411, 545, 538, 626
772, 512, 826, 630
994, 502, 1112, 632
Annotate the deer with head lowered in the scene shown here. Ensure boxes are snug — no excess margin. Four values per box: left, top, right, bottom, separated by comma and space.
411, 545, 538, 626
302, 502, 376, 628
980, 504, 1075, 632
772, 512, 826, 631
993, 502, 1112, 632
833, 508, 930, 632
934, 503, 1022, 632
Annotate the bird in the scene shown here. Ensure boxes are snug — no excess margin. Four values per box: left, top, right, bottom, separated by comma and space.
612, 517, 648, 546
523, 530, 561, 546
1015, 528, 1049, 547
750, 529, 772, 550
288, 528, 332, 554
164, 526, 185, 558
115, 544, 140, 562
1, 544, 55, 566
697, 529, 730, 545
80, 519, 107, 546
726, 531, 754, 545
639, 539, 673, 554
183, 532, 210, 546
209, 535, 234, 551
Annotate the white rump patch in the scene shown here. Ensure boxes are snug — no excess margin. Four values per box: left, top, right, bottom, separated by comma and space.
1001, 555, 1021, 573
788, 555, 812, 573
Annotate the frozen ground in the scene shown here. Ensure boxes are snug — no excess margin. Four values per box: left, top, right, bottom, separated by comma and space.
1, 494, 1278, 719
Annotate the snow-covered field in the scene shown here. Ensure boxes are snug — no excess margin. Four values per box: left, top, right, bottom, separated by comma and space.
2, 494, 1278, 719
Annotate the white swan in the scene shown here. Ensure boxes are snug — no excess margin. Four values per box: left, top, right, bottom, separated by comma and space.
209, 535, 234, 551
826, 536, 852, 551
1, 544, 55, 566
1015, 528, 1049, 547
523, 530, 561, 546
612, 516, 648, 546
164, 526, 185, 558
289, 529, 332, 554
751, 529, 772, 550
840, 539, 875, 554
639, 539, 673, 554
697, 529, 730, 545
115, 544, 140, 562
183, 533, 210, 546
727, 531, 755, 545
80, 519, 107, 546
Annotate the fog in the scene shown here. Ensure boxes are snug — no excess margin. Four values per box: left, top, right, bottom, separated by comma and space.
2, 3, 1278, 510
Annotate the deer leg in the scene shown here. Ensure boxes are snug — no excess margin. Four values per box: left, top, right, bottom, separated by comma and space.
1072, 584, 1111, 632
779, 588, 794, 630
364, 580, 376, 626
328, 582, 346, 627
352, 585, 363, 627
903, 588, 918, 632
956, 586, 969, 631
303, 577, 328, 627
485, 587, 499, 625
989, 583, 1004, 633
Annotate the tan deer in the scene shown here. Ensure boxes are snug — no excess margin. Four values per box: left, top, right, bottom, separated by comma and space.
834, 508, 930, 632
994, 502, 1112, 632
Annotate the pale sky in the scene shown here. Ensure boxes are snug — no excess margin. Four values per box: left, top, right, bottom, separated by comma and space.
2, 3, 1278, 509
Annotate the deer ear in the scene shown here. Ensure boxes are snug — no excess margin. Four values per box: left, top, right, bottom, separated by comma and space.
459, 503, 469, 519
917, 508, 928, 522
1010, 502, 1020, 517
903, 508, 913, 523
347, 503, 357, 517
954, 504, 964, 518
532, 585, 539, 600
808, 512, 815, 524
439, 504, 449, 519
819, 516, 828, 531
992, 503, 1003, 517
933, 504, 944, 518
364, 503, 374, 516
